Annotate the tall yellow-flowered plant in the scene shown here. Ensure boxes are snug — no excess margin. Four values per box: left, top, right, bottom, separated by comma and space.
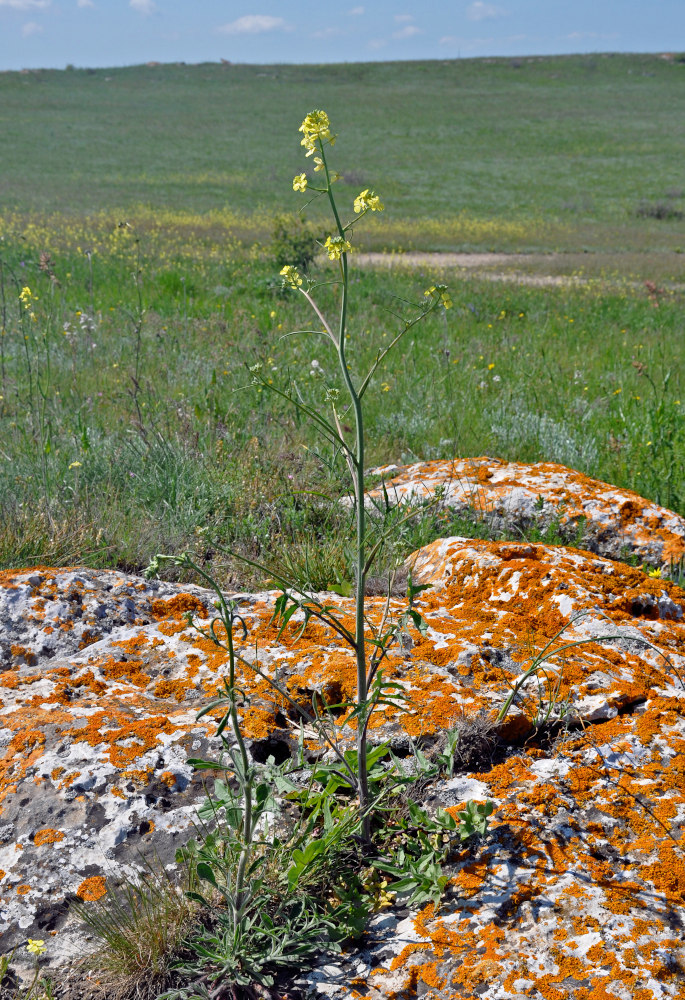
260, 109, 451, 838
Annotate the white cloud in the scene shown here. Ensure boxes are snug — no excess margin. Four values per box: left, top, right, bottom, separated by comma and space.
467, 2, 506, 21
392, 24, 421, 39
439, 35, 458, 45
311, 26, 344, 39
566, 30, 618, 41
129, 0, 156, 13
0, 0, 50, 9
21, 18, 42, 34
348, 5, 364, 13
217, 15, 291, 35
77, 0, 94, 7
394, 13, 413, 22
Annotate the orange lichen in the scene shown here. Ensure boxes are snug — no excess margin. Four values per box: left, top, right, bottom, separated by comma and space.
152, 677, 194, 701
16, 884, 30, 895
152, 593, 208, 621
76, 876, 107, 901
33, 828, 65, 846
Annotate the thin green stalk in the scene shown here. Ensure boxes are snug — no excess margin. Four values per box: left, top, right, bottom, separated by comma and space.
320, 140, 370, 840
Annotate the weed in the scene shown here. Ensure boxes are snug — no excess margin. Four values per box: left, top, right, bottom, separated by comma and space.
72, 860, 197, 999
141, 112, 492, 996
270, 214, 318, 273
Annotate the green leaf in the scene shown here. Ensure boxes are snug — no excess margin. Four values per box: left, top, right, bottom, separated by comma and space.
196, 862, 218, 887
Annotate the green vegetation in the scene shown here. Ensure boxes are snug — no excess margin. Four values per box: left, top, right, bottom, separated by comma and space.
0, 228, 681, 585
1, 53, 685, 259
1, 56, 684, 1000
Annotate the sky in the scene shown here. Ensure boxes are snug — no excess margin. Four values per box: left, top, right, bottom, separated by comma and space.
0, 0, 683, 71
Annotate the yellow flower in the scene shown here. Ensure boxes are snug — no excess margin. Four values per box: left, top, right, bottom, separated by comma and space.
27, 939, 47, 956
424, 284, 452, 309
299, 109, 335, 157
353, 189, 384, 214
292, 173, 308, 192
324, 235, 352, 260
648, 568, 662, 578
313, 157, 325, 172
280, 265, 303, 288
19, 286, 36, 309
69, 461, 82, 469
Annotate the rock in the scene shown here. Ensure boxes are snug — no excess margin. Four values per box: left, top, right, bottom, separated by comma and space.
0, 470, 684, 995
368, 457, 685, 571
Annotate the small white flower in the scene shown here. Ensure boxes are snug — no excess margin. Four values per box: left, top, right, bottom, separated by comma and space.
493, 375, 501, 383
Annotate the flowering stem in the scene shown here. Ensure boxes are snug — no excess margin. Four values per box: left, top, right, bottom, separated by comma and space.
320, 140, 371, 840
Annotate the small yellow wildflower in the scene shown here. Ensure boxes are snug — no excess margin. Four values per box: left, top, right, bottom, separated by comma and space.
27, 939, 47, 956
293, 173, 308, 192
19, 286, 36, 309
488, 363, 495, 370
68, 461, 82, 469
353, 189, 384, 214
313, 156, 325, 172
280, 265, 303, 288
648, 568, 662, 578
424, 284, 452, 309
324, 235, 352, 260
299, 109, 335, 157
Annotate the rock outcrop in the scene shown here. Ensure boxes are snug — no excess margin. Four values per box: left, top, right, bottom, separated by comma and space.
0, 459, 684, 998
370, 457, 685, 571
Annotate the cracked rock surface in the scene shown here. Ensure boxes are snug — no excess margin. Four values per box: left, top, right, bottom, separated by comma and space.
0, 460, 683, 998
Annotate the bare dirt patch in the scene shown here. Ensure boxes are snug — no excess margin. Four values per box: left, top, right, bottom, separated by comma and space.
353, 251, 685, 288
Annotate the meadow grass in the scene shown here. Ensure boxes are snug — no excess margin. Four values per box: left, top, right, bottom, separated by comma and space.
1, 53, 685, 256
0, 53, 683, 586
0, 222, 681, 588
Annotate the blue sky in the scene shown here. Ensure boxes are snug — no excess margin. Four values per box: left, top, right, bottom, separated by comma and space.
0, 0, 683, 71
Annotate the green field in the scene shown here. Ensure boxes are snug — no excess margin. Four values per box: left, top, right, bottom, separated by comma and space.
2, 53, 685, 258
0, 54, 683, 586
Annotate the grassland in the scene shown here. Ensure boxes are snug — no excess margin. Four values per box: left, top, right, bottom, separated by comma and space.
0, 54, 683, 587
1, 53, 685, 260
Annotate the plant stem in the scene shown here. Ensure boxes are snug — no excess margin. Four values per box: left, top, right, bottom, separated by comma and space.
322, 142, 370, 840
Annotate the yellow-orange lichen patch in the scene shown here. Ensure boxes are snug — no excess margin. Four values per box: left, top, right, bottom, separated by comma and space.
152, 677, 194, 702
76, 876, 107, 901
15, 884, 30, 895
152, 593, 209, 621
33, 828, 65, 846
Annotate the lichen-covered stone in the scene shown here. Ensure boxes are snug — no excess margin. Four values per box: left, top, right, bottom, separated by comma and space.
0, 467, 684, 996
369, 457, 685, 571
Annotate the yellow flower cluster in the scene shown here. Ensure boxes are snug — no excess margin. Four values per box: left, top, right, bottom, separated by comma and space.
19, 285, 36, 309
353, 189, 384, 214
424, 284, 453, 309
324, 235, 352, 260
299, 110, 335, 157
292, 173, 308, 192
27, 939, 47, 956
280, 265, 303, 288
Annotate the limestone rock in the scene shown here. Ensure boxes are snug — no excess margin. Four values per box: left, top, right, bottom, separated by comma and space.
369, 456, 685, 571
0, 510, 684, 995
